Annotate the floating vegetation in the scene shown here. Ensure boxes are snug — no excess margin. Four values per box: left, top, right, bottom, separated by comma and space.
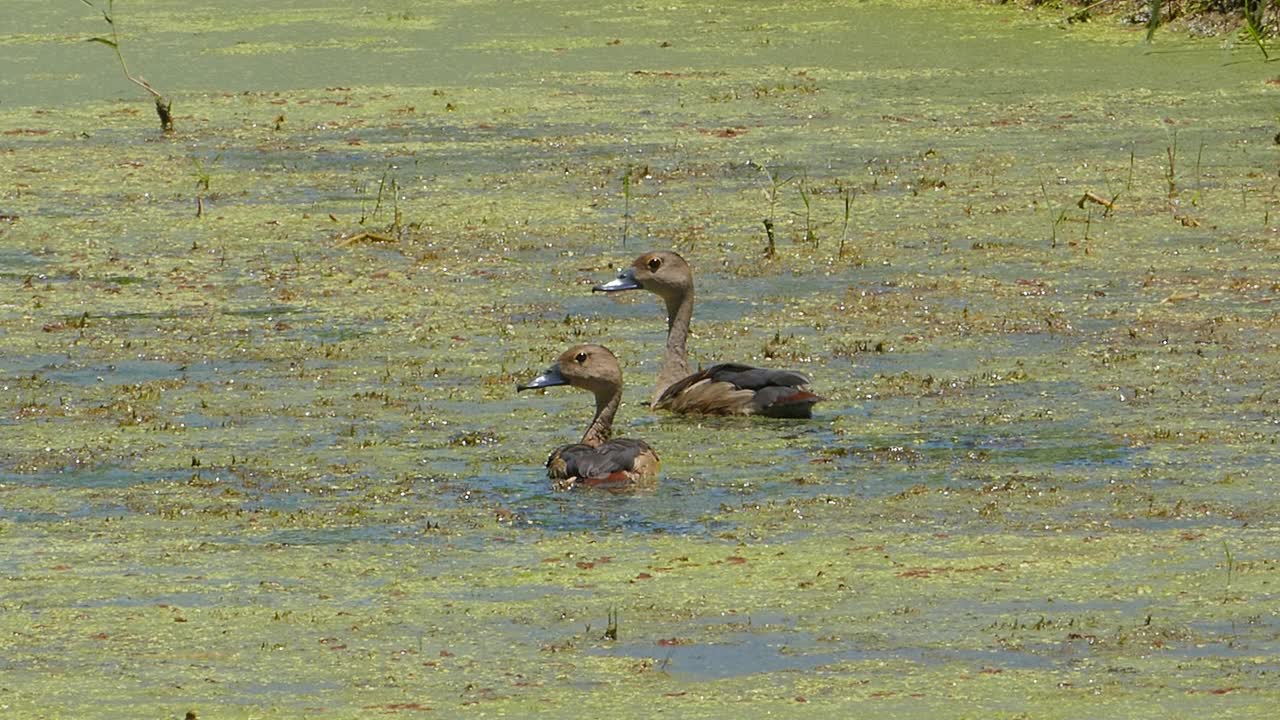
1, 1, 1277, 717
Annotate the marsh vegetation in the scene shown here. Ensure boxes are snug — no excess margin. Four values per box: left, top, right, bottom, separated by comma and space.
0, 1, 1277, 717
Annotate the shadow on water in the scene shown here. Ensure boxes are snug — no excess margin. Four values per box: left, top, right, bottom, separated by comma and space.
500, 477, 735, 536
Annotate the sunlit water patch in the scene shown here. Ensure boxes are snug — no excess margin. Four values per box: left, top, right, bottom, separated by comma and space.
597, 619, 1057, 680
0, 467, 171, 491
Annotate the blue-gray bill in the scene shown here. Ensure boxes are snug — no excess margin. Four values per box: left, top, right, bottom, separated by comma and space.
592, 268, 641, 293
517, 363, 568, 391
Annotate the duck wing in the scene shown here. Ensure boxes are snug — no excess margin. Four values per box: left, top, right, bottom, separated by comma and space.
547, 439, 660, 489
657, 362, 821, 418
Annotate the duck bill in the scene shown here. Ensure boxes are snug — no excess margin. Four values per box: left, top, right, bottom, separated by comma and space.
517, 363, 569, 391
592, 268, 642, 293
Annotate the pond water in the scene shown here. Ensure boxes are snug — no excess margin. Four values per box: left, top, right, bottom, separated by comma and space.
1, 0, 1277, 717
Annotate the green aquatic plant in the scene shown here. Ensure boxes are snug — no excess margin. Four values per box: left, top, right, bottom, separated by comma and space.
1126, 146, 1136, 192
838, 185, 854, 259
7, 2, 1280, 715
794, 171, 818, 246
1192, 139, 1206, 207
190, 154, 220, 218
1131, 0, 1270, 60
359, 169, 404, 237
80, 0, 173, 132
1081, 203, 1096, 249
1037, 173, 1069, 248
760, 164, 793, 258
191, 157, 212, 193
622, 167, 633, 248
1242, 0, 1269, 59
1144, 0, 1163, 44
1222, 541, 1235, 604
1165, 130, 1179, 200
605, 607, 619, 641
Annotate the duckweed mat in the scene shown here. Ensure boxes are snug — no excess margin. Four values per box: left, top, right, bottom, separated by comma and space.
1, 1, 1277, 717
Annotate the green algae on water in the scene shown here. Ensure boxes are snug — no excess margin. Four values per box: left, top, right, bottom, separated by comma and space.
1, 0, 1277, 717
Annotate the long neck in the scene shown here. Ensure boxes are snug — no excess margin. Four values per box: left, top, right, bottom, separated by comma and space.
655, 289, 693, 404
581, 388, 621, 447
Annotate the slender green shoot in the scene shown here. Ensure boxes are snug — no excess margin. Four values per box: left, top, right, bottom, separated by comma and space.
839, 185, 853, 259
1092, 165, 1122, 220
1037, 173, 1068, 249
795, 171, 817, 246
604, 608, 619, 641
1222, 541, 1234, 604
81, 0, 173, 132
358, 169, 403, 236
191, 155, 218, 192
761, 165, 793, 258
762, 164, 794, 227
1144, 0, 1163, 44
621, 168, 632, 248
382, 174, 403, 237
1243, 0, 1269, 60
191, 154, 219, 218
1191, 140, 1205, 207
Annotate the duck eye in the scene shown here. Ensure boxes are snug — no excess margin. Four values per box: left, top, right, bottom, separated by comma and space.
575, 352, 588, 363
647, 257, 662, 271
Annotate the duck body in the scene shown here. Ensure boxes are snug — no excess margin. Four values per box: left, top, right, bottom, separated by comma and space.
594, 251, 823, 418
546, 437, 659, 490
518, 344, 659, 491
655, 362, 822, 418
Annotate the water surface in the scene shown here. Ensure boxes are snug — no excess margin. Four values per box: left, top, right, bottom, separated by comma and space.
1, 0, 1277, 717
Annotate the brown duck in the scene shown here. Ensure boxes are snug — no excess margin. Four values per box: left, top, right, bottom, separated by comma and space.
517, 344, 660, 490
594, 251, 822, 418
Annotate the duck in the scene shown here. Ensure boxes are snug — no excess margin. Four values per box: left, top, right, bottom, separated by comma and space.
517, 343, 660, 490
593, 251, 822, 418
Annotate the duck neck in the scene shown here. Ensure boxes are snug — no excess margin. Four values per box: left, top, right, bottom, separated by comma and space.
581, 389, 621, 447
656, 289, 694, 403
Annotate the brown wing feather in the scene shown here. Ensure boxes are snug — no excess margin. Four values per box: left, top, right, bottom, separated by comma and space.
655, 379, 756, 415
656, 363, 821, 417
545, 439, 659, 490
